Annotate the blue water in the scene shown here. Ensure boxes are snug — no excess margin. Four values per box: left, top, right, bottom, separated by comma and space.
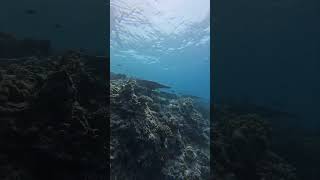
110, 0, 210, 101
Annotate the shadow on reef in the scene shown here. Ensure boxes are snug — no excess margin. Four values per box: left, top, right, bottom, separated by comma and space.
110, 73, 210, 180
211, 104, 299, 180
0, 32, 108, 180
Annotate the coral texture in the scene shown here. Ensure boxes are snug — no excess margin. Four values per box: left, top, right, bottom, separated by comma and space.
0, 50, 108, 180
110, 76, 210, 180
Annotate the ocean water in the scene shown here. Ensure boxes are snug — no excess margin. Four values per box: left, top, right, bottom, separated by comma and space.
110, 0, 210, 101
0, 0, 106, 55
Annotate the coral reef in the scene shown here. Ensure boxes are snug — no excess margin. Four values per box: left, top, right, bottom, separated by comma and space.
0, 33, 302, 180
211, 105, 298, 180
0, 33, 210, 180
110, 78, 210, 180
0, 50, 108, 180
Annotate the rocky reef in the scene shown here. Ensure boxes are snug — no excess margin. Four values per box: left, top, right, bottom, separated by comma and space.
0, 33, 211, 180
110, 75, 210, 180
212, 105, 298, 180
0, 49, 108, 179
0, 33, 302, 180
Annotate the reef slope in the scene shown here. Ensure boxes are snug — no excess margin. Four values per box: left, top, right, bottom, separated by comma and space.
110, 76, 210, 180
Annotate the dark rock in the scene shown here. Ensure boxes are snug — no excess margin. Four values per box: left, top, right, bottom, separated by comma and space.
136, 79, 170, 90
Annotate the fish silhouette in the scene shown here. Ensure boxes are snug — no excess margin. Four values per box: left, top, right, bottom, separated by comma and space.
54, 24, 63, 29
25, 9, 37, 15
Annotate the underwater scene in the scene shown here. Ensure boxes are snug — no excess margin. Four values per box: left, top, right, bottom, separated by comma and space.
110, 0, 210, 179
110, 0, 210, 100
1, 0, 320, 180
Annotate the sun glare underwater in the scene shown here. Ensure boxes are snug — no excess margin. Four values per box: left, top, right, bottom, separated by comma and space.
110, 0, 210, 101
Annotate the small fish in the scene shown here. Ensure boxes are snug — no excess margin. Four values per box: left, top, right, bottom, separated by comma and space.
25, 9, 37, 15
54, 24, 63, 29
